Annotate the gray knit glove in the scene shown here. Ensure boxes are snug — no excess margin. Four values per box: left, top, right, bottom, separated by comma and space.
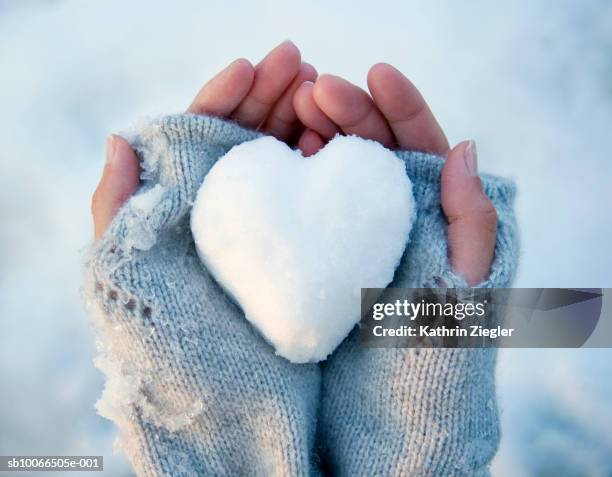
317, 153, 519, 476
85, 115, 321, 477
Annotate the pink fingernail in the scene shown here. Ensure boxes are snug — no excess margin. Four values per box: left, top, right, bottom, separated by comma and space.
464, 140, 478, 176
105, 135, 117, 164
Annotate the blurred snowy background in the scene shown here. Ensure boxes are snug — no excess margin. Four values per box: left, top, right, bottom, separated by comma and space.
1, 0, 611, 475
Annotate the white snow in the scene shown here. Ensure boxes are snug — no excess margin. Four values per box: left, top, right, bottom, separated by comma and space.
121, 184, 166, 251
130, 184, 165, 216
191, 135, 415, 363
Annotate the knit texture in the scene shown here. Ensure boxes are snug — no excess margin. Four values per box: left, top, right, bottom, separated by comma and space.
85, 115, 321, 477
84, 114, 519, 477
318, 151, 519, 476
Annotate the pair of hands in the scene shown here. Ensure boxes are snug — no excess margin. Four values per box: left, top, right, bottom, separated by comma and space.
92, 41, 497, 285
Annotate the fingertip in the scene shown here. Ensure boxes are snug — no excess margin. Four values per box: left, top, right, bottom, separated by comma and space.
269, 40, 302, 68
300, 62, 318, 81
187, 58, 254, 115
368, 63, 448, 153
313, 74, 394, 146
442, 140, 496, 235
293, 80, 315, 109
93, 135, 140, 239
102, 135, 140, 199
367, 63, 407, 97
297, 128, 325, 157
230, 57, 255, 82
450, 139, 472, 155
312, 74, 361, 122
109, 133, 136, 158
312, 74, 345, 101
367, 62, 399, 83
443, 140, 477, 182
293, 81, 340, 139
445, 140, 470, 164
231, 42, 302, 127
260, 61, 319, 140
110, 133, 135, 155
233, 57, 254, 69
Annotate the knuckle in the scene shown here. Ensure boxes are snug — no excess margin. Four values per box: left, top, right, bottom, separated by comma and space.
447, 196, 498, 232
479, 205, 498, 234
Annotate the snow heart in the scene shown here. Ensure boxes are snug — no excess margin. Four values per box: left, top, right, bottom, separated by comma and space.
190, 135, 415, 363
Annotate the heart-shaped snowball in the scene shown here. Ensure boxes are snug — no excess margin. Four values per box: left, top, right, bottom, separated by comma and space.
191, 135, 414, 363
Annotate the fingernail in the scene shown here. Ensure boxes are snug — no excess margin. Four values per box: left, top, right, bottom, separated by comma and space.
464, 140, 478, 176
105, 135, 117, 164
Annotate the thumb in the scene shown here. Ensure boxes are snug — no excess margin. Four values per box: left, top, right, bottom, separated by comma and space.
441, 140, 497, 285
91, 135, 140, 240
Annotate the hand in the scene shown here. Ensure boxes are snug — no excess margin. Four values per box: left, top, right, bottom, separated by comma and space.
296, 69, 506, 477
292, 64, 497, 285
88, 41, 322, 474
92, 40, 315, 239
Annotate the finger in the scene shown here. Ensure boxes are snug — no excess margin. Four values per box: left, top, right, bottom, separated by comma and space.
187, 58, 254, 115
441, 140, 497, 285
367, 63, 448, 154
262, 62, 317, 141
297, 128, 325, 157
92, 135, 140, 240
312, 74, 394, 147
232, 40, 302, 128
293, 81, 341, 140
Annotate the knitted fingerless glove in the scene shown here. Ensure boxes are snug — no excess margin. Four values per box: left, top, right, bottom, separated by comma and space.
84, 115, 321, 477
318, 153, 518, 476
